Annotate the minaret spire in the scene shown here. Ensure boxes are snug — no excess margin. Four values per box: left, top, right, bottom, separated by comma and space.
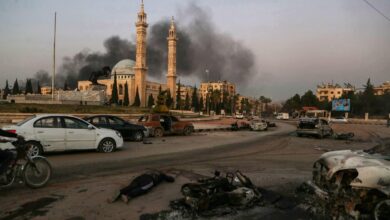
134, 0, 148, 107
167, 16, 178, 106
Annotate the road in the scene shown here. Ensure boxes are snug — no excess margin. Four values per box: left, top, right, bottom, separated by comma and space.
1, 122, 389, 220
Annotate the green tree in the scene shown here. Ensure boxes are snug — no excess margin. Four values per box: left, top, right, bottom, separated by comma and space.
111, 72, 119, 105
132, 86, 141, 107
147, 93, 155, 108
36, 81, 41, 94
199, 95, 204, 112
184, 92, 190, 110
123, 82, 130, 106
63, 81, 69, 91
191, 86, 199, 112
361, 78, 376, 114
301, 90, 318, 107
166, 89, 173, 109
176, 82, 182, 110
3, 80, 10, 99
12, 79, 20, 95
25, 79, 33, 94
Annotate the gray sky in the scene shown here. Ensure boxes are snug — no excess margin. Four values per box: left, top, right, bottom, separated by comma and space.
0, 0, 389, 100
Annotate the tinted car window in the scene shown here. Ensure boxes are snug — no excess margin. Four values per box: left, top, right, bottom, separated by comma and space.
64, 117, 89, 129
34, 117, 60, 128
171, 116, 179, 122
108, 117, 125, 126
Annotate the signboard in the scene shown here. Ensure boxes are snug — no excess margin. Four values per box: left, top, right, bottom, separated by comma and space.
332, 99, 350, 111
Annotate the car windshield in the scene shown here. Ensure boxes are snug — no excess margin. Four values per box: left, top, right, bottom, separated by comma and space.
16, 115, 36, 126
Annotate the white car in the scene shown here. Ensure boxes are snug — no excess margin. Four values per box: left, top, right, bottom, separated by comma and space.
235, 114, 244, 119
329, 116, 348, 123
249, 120, 268, 131
1, 114, 124, 157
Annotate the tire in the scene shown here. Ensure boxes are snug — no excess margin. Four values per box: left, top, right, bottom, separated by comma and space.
374, 199, 390, 220
26, 141, 44, 157
133, 130, 144, 142
23, 157, 52, 189
154, 128, 164, 137
98, 138, 116, 153
183, 127, 193, 136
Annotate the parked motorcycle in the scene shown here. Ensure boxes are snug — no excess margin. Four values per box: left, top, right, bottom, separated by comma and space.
0, 138, 52, 188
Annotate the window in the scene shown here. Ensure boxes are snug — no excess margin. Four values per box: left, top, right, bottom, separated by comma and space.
108, 117, 125, 126
92, 117, 106, 125
151, 115, 160, 122
34, 117, 60, 128
321, 119, 328, 125
64, 117, 89, 129
171, 116, 179, 122
119, 84, 123, 95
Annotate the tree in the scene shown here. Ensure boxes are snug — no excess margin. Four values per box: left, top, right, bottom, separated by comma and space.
3, 80, 10, 99
184, 92, 190, 110
199, 96, 204, 112
191, 86, 199, 112
147, 93, 155, 108
166, 89, 173, 109
12, 79, 20, 95
132, 86, 141, 107
36, 81, 42, 94
63, 81, 69, 91
301, 90, 318, 107
153, 90, 169, 113
259, 96, 272, 113
111, 72, 119, 105
361, 78, 376, 114
176, 82, 182, 110
25, 79, 33, 94
123, 82, 129, 106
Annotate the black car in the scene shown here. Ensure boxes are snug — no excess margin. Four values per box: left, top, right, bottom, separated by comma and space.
84, 115, 147, 142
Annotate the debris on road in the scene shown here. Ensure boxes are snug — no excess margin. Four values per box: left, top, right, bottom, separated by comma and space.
108, 170, 175, 203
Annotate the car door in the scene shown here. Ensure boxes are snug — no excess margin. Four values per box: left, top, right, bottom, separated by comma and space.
320, 119, 332, 135
170, 116, 181, 133
33, 116, 66, 152
63, 117, 97, 150
107, 116, 129, 139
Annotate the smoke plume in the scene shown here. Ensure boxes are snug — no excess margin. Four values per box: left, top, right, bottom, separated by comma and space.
55, 3, 256, 89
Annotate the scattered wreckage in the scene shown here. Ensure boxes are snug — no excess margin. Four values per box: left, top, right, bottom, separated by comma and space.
306, 150, 390, 219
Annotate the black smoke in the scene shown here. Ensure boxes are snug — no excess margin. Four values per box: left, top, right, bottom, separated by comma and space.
55, 3, 256, 89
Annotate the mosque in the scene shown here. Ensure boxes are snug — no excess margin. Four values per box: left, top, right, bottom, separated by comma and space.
78, 1, 178, 107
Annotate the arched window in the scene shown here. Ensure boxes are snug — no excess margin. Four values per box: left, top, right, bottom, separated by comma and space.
119, 84, 123, 95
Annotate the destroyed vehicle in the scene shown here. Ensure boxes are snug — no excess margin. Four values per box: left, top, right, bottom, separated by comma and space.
296, 118, 333, 138
138, 114, 194, 137
180, 171, 261, 212
249, 120, 268, 131
329, 116, 348, 123
309, 150, 390, 219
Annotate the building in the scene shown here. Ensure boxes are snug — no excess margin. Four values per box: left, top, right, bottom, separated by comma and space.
200, 81, 236, 102
316, 83, 355, 102
374, 81, 390, 96
78, 2, 177, 107
40, 86, 53, 95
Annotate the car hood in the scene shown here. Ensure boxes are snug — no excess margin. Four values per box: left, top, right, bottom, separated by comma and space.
318, 150, 390, 195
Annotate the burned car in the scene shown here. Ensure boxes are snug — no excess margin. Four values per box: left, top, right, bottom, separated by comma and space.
138, 114, 194, 137
308, 150, 390, 219
249, 120, 268, 131
296, 118, 333, 138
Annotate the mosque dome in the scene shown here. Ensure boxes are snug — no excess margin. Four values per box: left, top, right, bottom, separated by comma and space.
111, 59, 135, 80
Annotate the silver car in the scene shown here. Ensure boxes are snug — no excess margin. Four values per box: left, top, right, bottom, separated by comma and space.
296, 118, 333, 138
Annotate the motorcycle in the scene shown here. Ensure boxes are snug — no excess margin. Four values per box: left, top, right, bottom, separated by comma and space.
0, 137, 52, 188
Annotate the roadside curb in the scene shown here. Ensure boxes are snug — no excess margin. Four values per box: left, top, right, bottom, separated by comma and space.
194, 127, 232, 133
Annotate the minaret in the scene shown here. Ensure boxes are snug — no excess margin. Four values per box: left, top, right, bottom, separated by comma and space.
134, 0, 148, 107
167, 16, 178, 105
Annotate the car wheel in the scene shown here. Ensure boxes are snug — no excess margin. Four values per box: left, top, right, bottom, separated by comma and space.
154, 128, 164, 137
133, 130, 144, 142
374, 199, 390, 220
183, 127, 192, 136
26, 141, 43, 157
98, 138, 116, 153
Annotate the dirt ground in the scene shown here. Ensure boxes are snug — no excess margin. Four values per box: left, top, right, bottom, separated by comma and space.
0, 122, 389, 220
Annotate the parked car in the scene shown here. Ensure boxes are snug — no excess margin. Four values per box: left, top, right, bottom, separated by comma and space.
84, 115, 148, 142
276, 113, 289, 120
329, 116, 348, 123
1, 114, 123, 156
249, 119, 268, 131
234, 113, 244, 119
138, 114, 194, 137
308, 150, 390, 219
296, 118, 333, 138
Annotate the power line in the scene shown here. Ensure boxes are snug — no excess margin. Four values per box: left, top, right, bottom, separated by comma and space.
362, 0, 390, 23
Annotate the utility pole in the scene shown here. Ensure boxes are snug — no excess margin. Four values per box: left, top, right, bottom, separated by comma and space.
52, 12, 57, 101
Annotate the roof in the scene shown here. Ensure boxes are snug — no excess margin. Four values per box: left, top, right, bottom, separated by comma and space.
111, 59, 136, 76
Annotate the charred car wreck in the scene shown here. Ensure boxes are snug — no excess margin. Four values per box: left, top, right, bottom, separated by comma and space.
307, 150, 390, 219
